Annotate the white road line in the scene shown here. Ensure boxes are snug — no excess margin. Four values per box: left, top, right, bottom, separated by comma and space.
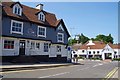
39, 72, 69, 78
93, 63, 103, 67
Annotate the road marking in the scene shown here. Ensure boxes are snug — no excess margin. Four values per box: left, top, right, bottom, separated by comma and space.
104, 67, 118, 79
93, 63, 103, 67
39, 72, 69, 78
1, 65, 78, 74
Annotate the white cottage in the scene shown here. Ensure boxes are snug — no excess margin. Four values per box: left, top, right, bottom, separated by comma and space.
72, 40, 120, 60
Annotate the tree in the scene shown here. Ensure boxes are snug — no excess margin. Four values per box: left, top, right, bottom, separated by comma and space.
68, 38, 77, 46
106, 34, 113, 44
94, 34, 114, 44
79, 33, 89, 44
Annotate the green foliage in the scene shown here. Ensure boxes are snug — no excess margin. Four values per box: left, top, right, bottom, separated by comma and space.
112, 58, 120, 61
68, 38, 77, 46
79, 33, 90, 44
94, 34, 113, 44
68, 33, 114, 45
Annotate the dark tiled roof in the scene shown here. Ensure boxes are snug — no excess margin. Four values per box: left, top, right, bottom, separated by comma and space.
2, 2, 59, 27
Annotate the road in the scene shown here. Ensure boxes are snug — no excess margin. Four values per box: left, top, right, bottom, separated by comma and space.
1, 60, 118, 78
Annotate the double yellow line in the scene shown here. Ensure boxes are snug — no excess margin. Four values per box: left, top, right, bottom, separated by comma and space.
104, 67, 118, 80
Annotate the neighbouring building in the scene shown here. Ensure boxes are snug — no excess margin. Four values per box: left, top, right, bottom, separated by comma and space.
72, 40, 120, 60
1, 2, 71, 63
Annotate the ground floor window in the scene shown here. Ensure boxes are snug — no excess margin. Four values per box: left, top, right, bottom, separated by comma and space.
44, 43, 49, 52
4, 40, 14, 49
36, 42, 40, 49
31, 42, 35, 49
57, 45, 61, 52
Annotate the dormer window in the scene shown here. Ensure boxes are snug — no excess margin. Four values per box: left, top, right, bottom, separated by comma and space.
38, 12, 45, 21
13, 4, 22, 16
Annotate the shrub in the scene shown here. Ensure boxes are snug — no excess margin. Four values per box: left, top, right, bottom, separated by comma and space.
113, 58, 120, 61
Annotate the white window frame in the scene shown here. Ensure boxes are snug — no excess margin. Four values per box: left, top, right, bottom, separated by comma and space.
57, 33, 64, 43
30, 41, 35, 49
3, 39, 15, 50
13, 4, 22, 16
38, 12, 45, 21
36, 42, 40, 49
57, 45, 61, 52
11, 20, 23, 35
44, 43, 49, 52
37, 26, 46, 37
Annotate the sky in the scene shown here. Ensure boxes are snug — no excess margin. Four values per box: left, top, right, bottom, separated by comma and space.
20, 2, 118, 43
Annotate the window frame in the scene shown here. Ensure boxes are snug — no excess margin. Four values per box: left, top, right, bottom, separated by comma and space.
38, 12, 45, 21
57, 33, 64, 43
37, 26, 46, 37
57, 45, 61, 52
3, 40, 15, 50
11, 20, 23, 34
44, 43, 49, 52
36, 42, 40, 49
13, 4, 22, 16
30, 41, 35, 49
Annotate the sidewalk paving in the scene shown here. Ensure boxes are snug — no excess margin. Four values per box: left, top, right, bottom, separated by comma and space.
0, 62, 73, 72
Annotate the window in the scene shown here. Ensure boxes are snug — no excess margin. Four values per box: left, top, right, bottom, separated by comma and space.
44, 43, 49, 52
11, 20, 23, 34
89, 51, 91, 54
97, 51, 99, 54
57, 46, 61, 52
31, 42, 35, 49
93, 51, 95, 54
82, 50, 84, 53
4, 40, 14, 49
57, 33, 64, 42
13, 4, 22, 16
114, 51, 117, 54
38, 26, 46, 37
38, 12, 45, 21
36, 43, 40, 49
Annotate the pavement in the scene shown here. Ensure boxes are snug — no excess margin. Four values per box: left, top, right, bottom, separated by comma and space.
0, 62, 73, 72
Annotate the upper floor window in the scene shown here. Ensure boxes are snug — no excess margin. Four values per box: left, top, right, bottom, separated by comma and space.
97, 51, 99, 54
11, 20, 23, 34
114, 51, 117, 54
89, 51, 91, 54
93, 51, 95, 54
38, 26, 46, 37
4, 40, 14, 49
38, 12, 45, 21
13, 4, 22, 16
57, 33, 64, 43
82, 50, 84, 53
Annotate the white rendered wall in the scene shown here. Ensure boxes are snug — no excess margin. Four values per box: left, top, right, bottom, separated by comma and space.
2, 37, 19, 56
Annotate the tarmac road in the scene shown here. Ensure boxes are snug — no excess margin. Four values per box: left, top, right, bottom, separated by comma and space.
1, 60, 118, 79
